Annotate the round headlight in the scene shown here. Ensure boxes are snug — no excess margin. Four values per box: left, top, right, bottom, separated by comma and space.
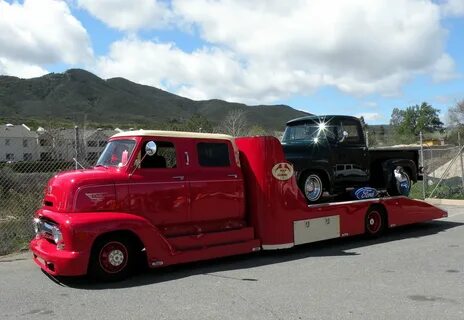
51, 226, 63, 244
33, 218, 40, 234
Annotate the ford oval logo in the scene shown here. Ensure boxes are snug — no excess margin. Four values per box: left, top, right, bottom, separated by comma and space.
353, 187, 378, 200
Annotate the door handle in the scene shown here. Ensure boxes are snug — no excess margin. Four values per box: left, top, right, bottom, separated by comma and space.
228, 174, 238, 178
173, 176, 185, 181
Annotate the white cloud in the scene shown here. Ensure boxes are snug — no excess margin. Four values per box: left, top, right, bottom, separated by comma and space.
0, 58, 48, 78
96, 38, 308, 104
441, 0, 464, 17
355, 112, 384, 122
95, 0, 454, 102
77, 0, 172, 31
0, 0, 92, 77
430, 53, 458, 81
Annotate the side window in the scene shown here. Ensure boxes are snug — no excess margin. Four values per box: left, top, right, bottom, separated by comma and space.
141, 141, 177, 169
340, 120, 361, 144
197, 142, 231, 167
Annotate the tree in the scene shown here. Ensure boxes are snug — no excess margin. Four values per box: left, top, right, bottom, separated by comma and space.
448, 99, 464, 128
248, 125, 267, 136
217, 109, 248, 136
184, 114, 214, 133
390, 108, 404, 127
390, 102, 443, 140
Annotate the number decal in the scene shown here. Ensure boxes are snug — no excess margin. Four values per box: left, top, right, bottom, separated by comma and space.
305, 221, 310, 228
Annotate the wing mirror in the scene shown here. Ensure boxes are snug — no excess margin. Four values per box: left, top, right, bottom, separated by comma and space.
130, 141, 157, 176
145, 141, 157, 156
338, 130, 349, 143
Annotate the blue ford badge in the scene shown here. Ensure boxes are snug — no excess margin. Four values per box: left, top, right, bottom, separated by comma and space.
353, 187, 379, 200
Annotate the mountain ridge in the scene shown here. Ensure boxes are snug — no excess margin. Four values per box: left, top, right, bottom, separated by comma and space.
0, 69, 310, 131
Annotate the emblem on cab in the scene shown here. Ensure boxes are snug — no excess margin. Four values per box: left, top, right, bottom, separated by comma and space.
272, 163, 294, 181
85, 192, 108, 204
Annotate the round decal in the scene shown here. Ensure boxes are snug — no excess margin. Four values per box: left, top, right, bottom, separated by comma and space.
272, 163, 294, 181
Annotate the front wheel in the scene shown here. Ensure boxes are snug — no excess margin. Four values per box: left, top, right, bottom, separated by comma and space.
387, 166, 411, 196
301, 172, 324, 203
88, 236, 134, 282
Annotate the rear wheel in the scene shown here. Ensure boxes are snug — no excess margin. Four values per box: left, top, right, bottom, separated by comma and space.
387, 166, 411, 196
365, 206, 387, 237
88, 236, 134, 282
301, 172, 324, 203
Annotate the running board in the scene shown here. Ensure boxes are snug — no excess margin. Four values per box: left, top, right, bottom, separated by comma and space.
152, 239, 261, 267
167, 227, 255, 251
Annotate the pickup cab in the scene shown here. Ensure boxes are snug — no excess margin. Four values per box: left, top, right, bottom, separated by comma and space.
30, 131, 443, 282
282, 115, 422, 203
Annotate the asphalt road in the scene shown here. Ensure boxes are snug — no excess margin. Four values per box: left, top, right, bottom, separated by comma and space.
1, 205, 463, 320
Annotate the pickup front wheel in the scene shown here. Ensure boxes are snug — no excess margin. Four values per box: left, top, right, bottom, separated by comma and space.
301, 173, 324, 203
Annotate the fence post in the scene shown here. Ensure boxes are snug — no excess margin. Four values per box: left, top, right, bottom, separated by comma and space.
365, 130, 369, 148
420, 131, 426, 199
74, 126, 79, 170
459, 132, 464, 190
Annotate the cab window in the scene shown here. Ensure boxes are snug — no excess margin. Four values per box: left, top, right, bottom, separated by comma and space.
141, 141, 177, 169
339, 120, 362, 144
197, 142, 230, 167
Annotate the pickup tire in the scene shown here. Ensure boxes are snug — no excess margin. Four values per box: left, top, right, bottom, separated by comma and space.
88, 235, 134, 282
387, 166, 411, 197
300, 172, 324, 203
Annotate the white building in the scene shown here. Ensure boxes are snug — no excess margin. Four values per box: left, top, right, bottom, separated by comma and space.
0, 124, 39, 162
84, 128, 122, 162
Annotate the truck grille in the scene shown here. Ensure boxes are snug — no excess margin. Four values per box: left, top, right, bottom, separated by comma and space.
35, 218, 57, 241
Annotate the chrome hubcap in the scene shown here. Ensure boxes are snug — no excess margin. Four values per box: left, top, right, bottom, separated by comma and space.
305, 175, 322, 201
394, 166, 411, 195
108, 250, 124, 266
99, 241, 128, 274
369, 218, 375, 225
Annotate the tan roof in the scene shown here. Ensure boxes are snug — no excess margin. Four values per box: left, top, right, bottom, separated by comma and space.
111, 130, 234, 141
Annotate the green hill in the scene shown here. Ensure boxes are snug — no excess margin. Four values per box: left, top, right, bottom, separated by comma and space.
0, 69, 309, 131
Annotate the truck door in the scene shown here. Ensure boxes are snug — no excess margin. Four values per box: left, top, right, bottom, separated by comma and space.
129, 138, 190, 226
188, 140, 245, 223
332, 118, 369, 185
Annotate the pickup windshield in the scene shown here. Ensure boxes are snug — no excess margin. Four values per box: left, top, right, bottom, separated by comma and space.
96, 139, 136, 167
282, 121, 338, 143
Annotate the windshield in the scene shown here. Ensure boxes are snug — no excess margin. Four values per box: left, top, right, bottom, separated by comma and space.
96, 139, 136, 167
282, 122, 337, 143
282, 124, 319, 142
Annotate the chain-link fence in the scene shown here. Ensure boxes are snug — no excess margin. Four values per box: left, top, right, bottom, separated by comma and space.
367, 129, 464, 200
1, 125, 463, 255
421, 145, 464, 199
0, 126, 112, 255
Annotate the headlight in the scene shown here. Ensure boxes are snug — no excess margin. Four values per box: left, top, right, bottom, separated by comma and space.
51, 226, 63, 244
33, 218, 40, 234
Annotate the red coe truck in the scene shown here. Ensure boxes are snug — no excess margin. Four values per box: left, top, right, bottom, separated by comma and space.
30, 131, 447, 281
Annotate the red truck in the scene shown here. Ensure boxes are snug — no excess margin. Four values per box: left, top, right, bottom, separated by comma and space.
30, 131, 447, 281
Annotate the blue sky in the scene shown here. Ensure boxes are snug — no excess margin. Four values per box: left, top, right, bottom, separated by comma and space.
1, 0, 463, 125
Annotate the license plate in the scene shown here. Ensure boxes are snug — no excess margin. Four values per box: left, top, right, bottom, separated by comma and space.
36, 256, 46, 267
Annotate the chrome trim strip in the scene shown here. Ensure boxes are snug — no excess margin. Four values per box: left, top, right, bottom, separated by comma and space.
262, 243, 294, 250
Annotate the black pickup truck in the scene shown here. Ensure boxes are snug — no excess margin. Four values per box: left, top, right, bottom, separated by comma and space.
282, 115, 422, 203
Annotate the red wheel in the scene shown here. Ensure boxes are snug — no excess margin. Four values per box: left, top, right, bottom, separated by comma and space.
89, 236, 134, 281
365, 207, 386, 237
98, 241, 128, 274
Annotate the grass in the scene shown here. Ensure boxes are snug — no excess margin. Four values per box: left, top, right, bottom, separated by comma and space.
410, 180, 464, 200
